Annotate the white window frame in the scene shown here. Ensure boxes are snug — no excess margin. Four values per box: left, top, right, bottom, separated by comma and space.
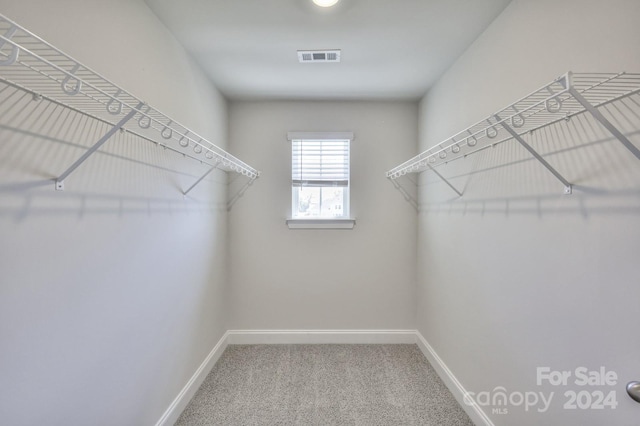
286, 132, 356, 229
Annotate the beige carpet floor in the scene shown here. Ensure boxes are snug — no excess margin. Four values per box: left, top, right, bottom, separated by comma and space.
176, 344, 474, 426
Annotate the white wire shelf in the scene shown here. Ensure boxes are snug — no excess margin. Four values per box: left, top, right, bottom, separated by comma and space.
0, 13, 260, 193
386, 71, 640, 195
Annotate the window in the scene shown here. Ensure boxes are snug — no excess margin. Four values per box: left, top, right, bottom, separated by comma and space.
287, 132, 354, 228
292, 138, 350, 218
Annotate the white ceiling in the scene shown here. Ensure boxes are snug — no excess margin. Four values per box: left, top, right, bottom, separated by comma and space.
145, 0, 512, 101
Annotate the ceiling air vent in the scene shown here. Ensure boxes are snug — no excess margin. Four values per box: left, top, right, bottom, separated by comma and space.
297, 50, 341, 63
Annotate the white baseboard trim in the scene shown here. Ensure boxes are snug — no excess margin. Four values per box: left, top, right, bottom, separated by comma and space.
226, 329, 417, 345
155, 331, 229, 426
415, 331, 494, 426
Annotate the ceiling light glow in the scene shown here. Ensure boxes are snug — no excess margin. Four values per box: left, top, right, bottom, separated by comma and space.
312, 0, 340, 7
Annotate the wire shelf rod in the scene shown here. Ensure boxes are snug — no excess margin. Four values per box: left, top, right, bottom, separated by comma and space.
0, 79, 229, 172
0, 13, 260, 183
394, 90, 639, 177
387, 80, 574, 174
386, 72, 640, 180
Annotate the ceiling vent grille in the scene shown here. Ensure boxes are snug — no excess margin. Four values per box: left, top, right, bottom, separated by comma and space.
297, 50, 341, 63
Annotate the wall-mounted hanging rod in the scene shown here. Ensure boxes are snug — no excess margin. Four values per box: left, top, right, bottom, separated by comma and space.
0, 13, 260, 193
386, 71, 640, 196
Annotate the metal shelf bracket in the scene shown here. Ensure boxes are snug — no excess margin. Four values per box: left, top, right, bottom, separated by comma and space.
227, 177, 257, 211
495, 113, 572, 195
388, 177, 418, 211
568, 86, 640, 161
428, 164, 463, 197
183, 165, 218, 196
55, 101, 145, 190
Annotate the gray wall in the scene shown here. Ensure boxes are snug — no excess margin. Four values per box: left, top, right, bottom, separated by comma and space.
3, 0, 640, 425
415, 1, 640, 425
0, 1, 230, 425
228, 100, 418, 330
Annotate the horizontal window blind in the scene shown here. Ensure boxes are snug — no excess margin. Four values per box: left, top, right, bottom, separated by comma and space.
292, 139, 350, 187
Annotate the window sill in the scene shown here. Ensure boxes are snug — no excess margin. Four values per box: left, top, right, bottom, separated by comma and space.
286, 218, 356, 229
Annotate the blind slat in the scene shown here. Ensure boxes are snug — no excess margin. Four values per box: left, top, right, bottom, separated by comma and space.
292, 139, 350, 184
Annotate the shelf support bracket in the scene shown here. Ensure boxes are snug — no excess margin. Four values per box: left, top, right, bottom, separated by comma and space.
388, 177, 418, 211
227, 178, 256, 211
427, 164, 463, 197
568, 87, 640, 161
55, 101, 145, 190
496, 114, 572, 195
183, 165, 218, 196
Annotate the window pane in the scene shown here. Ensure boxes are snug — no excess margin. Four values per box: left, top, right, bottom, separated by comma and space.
293, 186, 346, 218
295, 187, 320, 217
321, 187, 344, 217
